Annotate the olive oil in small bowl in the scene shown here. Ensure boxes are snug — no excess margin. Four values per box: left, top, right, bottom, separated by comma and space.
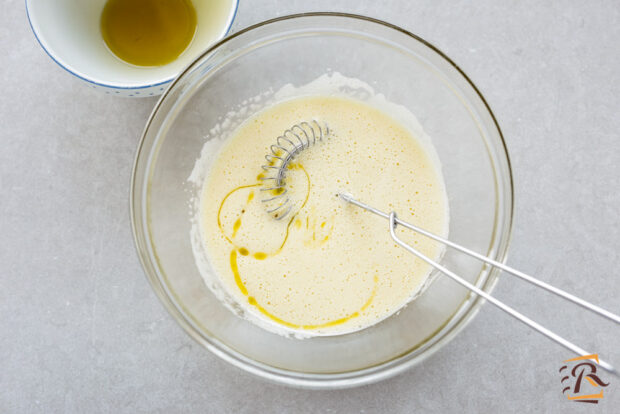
26, 0, 238, 96
101, 0, 198, 67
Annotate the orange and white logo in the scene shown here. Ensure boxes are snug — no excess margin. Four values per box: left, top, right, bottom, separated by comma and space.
560, 354, 610, 404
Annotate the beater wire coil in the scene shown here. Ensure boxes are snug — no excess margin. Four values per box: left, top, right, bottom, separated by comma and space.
260, 120, 330, 220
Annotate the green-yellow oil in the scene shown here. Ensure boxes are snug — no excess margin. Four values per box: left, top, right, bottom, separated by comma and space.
100, 0, 197, 67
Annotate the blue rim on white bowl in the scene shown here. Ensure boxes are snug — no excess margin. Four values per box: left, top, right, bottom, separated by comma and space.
25, 0, 239, 97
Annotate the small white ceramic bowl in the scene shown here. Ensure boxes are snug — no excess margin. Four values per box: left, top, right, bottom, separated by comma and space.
26, 0, 238, 97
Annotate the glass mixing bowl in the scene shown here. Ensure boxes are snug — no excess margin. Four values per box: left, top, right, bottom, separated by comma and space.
131, 13, 513, 388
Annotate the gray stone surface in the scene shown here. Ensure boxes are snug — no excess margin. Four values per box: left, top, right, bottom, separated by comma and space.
2, 0, 619, 412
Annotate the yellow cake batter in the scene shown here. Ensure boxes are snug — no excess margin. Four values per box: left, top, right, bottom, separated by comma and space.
199, 95, 448, 335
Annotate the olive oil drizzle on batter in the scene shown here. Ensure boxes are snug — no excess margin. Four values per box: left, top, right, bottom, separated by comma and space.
216, 164, 377, 330
217, 183, 261, 245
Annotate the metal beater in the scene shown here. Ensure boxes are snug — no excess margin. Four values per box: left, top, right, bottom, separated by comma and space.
260, 120, 330, 219
262, 120, 620, 375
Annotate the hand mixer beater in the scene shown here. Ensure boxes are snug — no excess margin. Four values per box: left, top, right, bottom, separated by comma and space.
259, 120, 620, 375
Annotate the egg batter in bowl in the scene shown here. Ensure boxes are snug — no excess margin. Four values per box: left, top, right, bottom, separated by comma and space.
134, 16, 515, 386
196, 92, 448, 337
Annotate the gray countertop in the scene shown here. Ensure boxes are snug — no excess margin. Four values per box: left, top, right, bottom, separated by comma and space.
2, 1, 619, 412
